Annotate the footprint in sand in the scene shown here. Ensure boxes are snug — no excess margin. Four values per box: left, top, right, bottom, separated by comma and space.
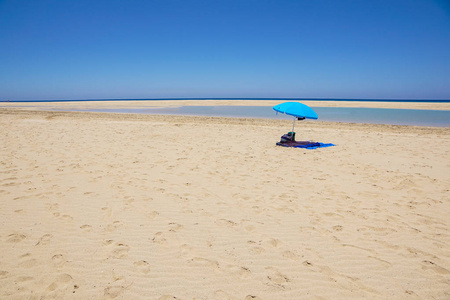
282, 250, 299, 261
45, 202, 73, 222
36, 234, 53, 246
252, 205, 264, 214
2, 181, 19, 187
152, 232, 167, 244
46, 203, 59, 212
188, 257, 220, 270
244, 225, 256, 232
46, 273, 73, 292
0, 271, 9, 279
7, 233, 26, 243
133, 260, 151, 274
147, 211, 160, 220
333, 225, 344, 231
51, 254, 66, 268
18, 258, 37, 268
168, 222, 184, 232
179, 244, 194, 257
249, 246, 265, 255
265, 238, 281, 248
80, 224, 93, 232
60, 214, 73, 221
224, 265, 252, 279
106, 221, 123, 232
104, 278, 132, 299
101, 206, 113, 218
18, 253, 37, 268
265, 268, 291, 288
421, 260, 450, 274
104, 285, 125, 299
405, 290, 419, 297
215, 219, 238, 228
123, 197, 134, 209
104, 241, 130, 259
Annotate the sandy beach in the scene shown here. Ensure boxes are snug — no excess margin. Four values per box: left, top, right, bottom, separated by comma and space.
0, 103, 449, 299
2, 99, 450, 111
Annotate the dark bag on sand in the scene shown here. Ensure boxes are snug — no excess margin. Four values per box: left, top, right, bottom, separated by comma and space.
280, 132, 295, 143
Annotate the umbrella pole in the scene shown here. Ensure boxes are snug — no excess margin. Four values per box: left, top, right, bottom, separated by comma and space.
292, 117, 296, 133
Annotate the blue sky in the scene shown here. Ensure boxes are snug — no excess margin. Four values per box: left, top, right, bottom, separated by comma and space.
0, 0, 449, 100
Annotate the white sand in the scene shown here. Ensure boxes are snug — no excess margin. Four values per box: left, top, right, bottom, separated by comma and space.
2, 99, 449, 110
0, 106, 449, 299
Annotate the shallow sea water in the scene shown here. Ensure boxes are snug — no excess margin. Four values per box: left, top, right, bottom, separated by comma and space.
68, 106, 450, 127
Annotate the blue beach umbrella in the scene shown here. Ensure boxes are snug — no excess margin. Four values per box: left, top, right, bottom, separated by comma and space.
273, 102, 318, 133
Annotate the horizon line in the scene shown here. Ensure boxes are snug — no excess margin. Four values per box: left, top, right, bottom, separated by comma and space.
2, 97, 450, 103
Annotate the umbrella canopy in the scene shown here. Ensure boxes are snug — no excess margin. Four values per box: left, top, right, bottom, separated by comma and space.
273, 102, 318, 119
273, 102, 318, 137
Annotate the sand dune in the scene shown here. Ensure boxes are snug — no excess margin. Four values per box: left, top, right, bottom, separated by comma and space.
0, 109, 449, 299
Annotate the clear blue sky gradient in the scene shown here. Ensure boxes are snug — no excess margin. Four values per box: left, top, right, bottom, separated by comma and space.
1, 0, 449, 100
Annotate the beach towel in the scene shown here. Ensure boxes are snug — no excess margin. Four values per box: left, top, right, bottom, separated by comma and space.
276, 141, 335, 149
